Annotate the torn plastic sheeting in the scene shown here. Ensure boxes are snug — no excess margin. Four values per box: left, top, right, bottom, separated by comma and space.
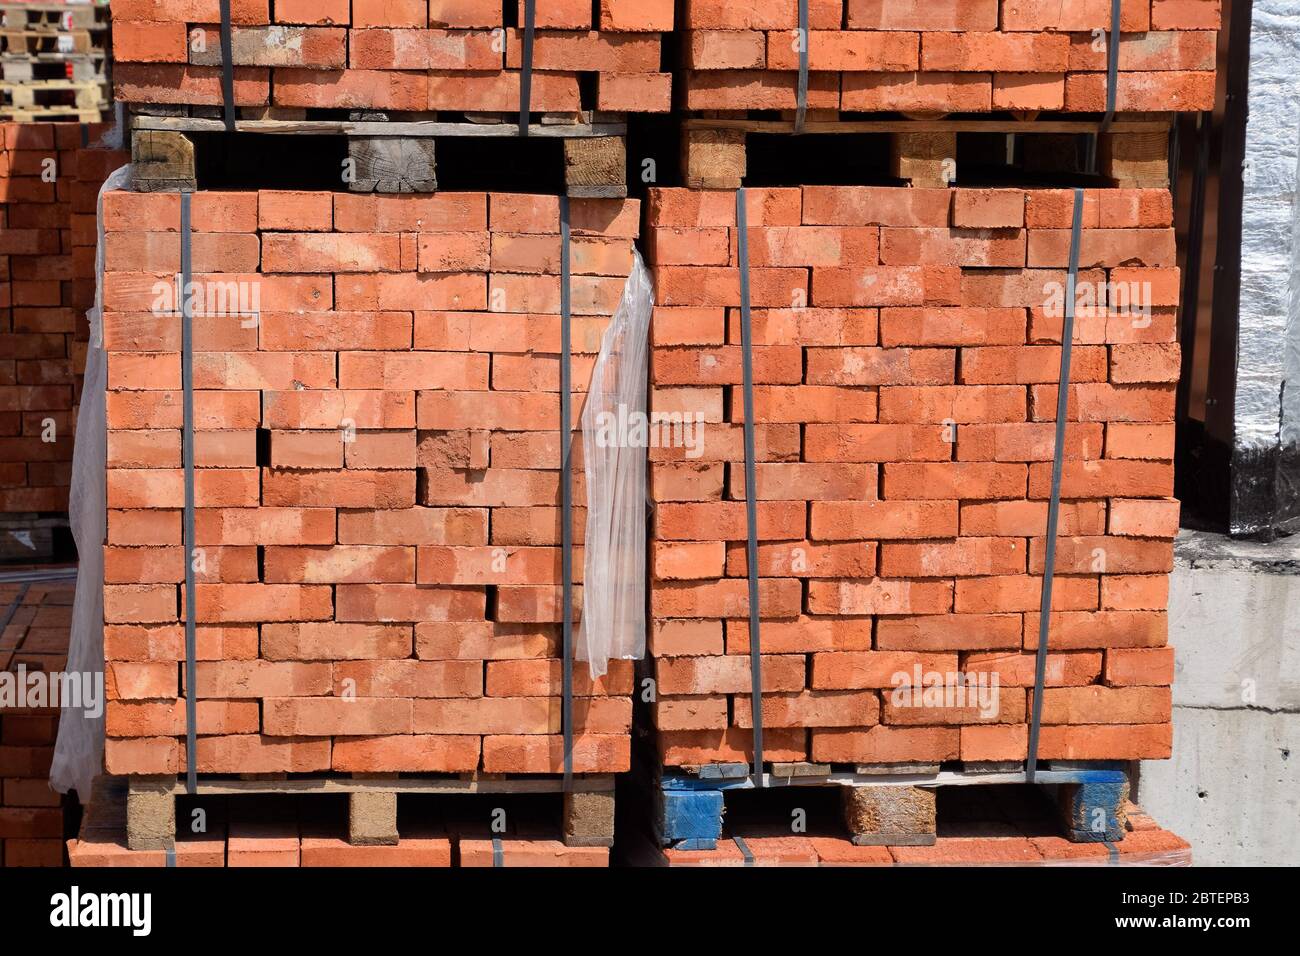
577, 248, 653, 677
50, 162, 132, 802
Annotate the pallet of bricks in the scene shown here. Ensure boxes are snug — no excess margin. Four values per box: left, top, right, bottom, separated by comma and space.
643, 0, 1210, 865
59, 0, 669, 870
110, 0, 672, 117
1, 120, 123, 563
0, 117, 125, 868
68, 183, 646, 868
1, 2, 109, 124
0, 573, 78, 867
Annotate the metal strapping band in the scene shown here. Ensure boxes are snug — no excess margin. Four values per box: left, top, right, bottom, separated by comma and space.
0, 582, 30, 635
0, 567, 77, 584
736, 189, 765, 785
1026, 187, 1084, 783
1087, 0, 1123, 173
560, 195, 574, 788
518, 0, 536, 137
733, 835, 754, 866
181, 191, 198, 796
794, 0, 809, 134
492, 837, 504, 868
218, 0, 236, 134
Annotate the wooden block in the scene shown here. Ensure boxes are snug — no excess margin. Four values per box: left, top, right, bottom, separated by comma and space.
1020, 133, 1083, 176
130, 129, 196, 193
891, 131, 957, 188
348, 790, 398, 846
1100, 125, 1170, 188
855, 763, 941, 775
656, 788, 724, 849
347, 136, 437, 194
961, 761, 1023, 774
1057, 774, 1129, 843
682, 129, 745, 190
841, 785, 936, 847
770, 762, 831, 778
562, 789, 615, 848
126, 775, 175, 851
563, 136, 626, 199
238, 106, 307, 121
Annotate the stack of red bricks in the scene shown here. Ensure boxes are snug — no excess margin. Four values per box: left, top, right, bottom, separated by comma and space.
0, 579, 76, 867
0, 123, 125, 518
111, 0, 673, 114
681, 1, 1218, 113
67, 777, 608, 866
646, 184, 1178, 771
662, 801, 1192, 865
98, 188, 639, 778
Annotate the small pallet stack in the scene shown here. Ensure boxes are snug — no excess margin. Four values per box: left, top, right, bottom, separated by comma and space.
644, 0, 1212, 854
646, 183, 1178, 848
678, 0, 1217, 113
0, 2, 110, 124
0, 120, 125, 561
0, 574, 77, 866
111, 0, 672, 115
97, 188, 639, 863
70, 775, 612, 866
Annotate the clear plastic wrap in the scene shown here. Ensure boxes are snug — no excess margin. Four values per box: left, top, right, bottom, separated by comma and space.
577, 249, 653, 676
50, 163, 132, 801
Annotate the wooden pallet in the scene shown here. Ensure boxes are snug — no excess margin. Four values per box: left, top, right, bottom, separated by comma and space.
0, 514, 71, 564
0, 28, 97, 56
124, 773, 617, 852
128, 111, 630, 196
681, 113, 1173, 190
0, 2, 104, 33
1, 75, 102, 110
655, 761, 1131, 850
0, 103, 99, 122
1, 49, 104, 83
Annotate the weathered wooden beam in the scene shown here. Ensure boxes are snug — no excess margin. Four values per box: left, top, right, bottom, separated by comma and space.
563, 135, 626, 198
130, 129, 196, 193
682, 128, 745, 190
346, 136, 437, 193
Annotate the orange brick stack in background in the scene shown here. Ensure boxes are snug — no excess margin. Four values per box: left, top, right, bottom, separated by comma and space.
646, 184, 1179, 772
0, 123, 125, 523
680, 0, 1218, 113
98, 189, 639, 778
110, 0, 674, 114
0, 580, 76, 867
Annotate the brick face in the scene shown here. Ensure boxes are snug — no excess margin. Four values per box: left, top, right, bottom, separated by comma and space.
647, 185, 1178, 770
0, 580, 75, 867
111, 12, 672, 113
1, 123, 127, 516
99, 190, 640, 776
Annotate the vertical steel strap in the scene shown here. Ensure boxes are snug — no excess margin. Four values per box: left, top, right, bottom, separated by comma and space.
518, 0, 536, 137
560, 195, 574, 787
736, 189, 765, 784
181, 192, 198, 796
794, 0, 809, 133
1087, 0, 1123, 174
218, 0, 236, 134
1027, 187, 1085, 783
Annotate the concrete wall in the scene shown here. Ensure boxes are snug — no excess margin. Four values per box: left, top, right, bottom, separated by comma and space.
1232, 1, 1300, 536
1139, 530, 1300, 865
